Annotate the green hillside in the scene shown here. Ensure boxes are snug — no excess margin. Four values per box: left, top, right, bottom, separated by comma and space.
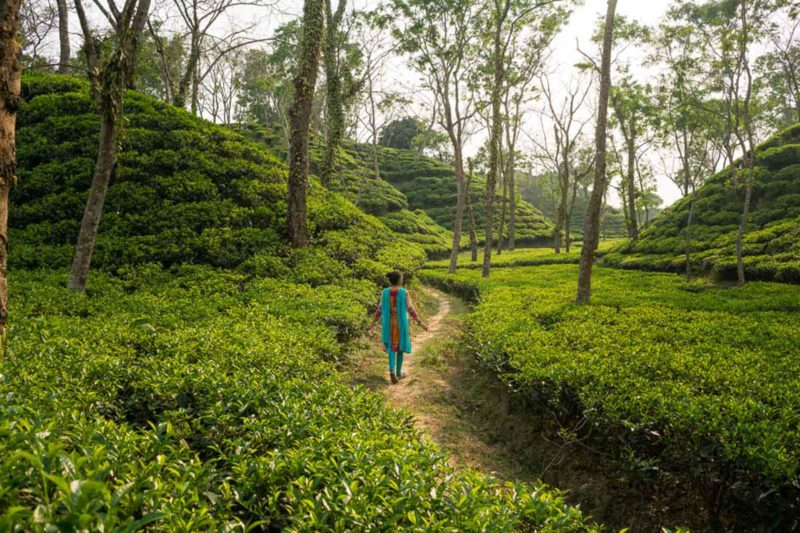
605, 123, 800, 283
1, 74, 594, 530
246, 127, 554, 251
357, 144, 555, 245
238, 126, 453, 258
14, 74, 427, 278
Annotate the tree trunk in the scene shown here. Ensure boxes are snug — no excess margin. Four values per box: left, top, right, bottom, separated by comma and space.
482, 7, 506, 278
467, 158, 478, 262
508, 156, 516, 250
69, 0, 151, 292
577, 0, 616, 305
736, 153, 756, 285
448, 149, 467, 273
496, 150, 508, 255
175, 36, 200, 109
321, 0, 347, 188
0, 0, 21, 353
287, 0, 325, 248
565, 177, 579, 253
685, 186, 696, 281
68, 113, 120, 290
625, 118, 639, 239
56, 0, 70, 73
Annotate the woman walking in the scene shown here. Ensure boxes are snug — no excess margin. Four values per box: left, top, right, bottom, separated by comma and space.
369, 271, 428, 383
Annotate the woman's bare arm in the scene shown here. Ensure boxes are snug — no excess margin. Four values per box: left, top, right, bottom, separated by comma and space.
406, 292, 428, 330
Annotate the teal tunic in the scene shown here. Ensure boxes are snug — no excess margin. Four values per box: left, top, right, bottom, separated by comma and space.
381, 287, 412, 354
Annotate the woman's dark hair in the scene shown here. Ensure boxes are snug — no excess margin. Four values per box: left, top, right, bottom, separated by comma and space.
387, 271, 402, 285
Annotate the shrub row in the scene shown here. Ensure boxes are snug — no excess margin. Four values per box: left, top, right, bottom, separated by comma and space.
1, 267, 594, 531
422, 263, 800, 528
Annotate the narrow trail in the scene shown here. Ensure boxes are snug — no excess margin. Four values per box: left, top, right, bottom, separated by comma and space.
353, 287, 533, 479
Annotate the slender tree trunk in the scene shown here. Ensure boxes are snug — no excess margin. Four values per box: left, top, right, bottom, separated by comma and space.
467, 158, 478, 262
175, 36, 200, 109
735, 1, 756, 287
577, 0, 616, 304
625, 118, 639, 239
0, 0, 22, 353
496, 150, 508, 255
565, 178, 579, 253
321, 0, 347, 188
56, 0, 70, 73
508, 156, 516, 250
148, 21, 173, 102
448, 148, 467, 273
482, 2, 508, 278
685, 185, 696, 281
368, 78, 380, 179
736, 153, 755, 285
68, 113, 120, 290
287, 2, 324, 248
69, 0, 151, 291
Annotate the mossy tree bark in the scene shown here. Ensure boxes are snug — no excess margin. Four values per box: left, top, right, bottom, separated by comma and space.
0, 0, 22, 353
56, 0, 70, 73
69, 0, 151, 292
321, 0, 347, 187
482, 0, 511, 278
287, 0, 325, 248
577, 0, 617, 304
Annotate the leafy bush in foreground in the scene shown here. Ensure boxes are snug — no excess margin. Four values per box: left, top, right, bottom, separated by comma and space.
0, 267, 594, 531
423, 263, 800, 527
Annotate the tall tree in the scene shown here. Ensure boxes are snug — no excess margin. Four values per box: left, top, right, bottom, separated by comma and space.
576, 0, 617, 304
392, 0, 480, 274
69, 0, 151, 292
481, 0, 568, 277
532, 72, 593, 254
466, 158, 479, 261
287, 0, 325, 248
170, 0, 270, 114
499, 9, 562, 252
56, 0, 70, 72
757, 8, 800, 126
320, 0, 348, 187
0, 0, 22, 351
610, 79, 657, 240
482, 0, 568, 277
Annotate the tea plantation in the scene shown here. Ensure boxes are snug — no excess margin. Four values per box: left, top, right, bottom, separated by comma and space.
423, 263, 800, 528
605, 122, 800, 283
245, 126, 555, 251
1, 74, 595, 530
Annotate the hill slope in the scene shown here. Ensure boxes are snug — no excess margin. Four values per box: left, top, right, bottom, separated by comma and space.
606, 123, 800, 283
246, 127, 555, 250
237, 126, 454, 257
14, 75, 427, 279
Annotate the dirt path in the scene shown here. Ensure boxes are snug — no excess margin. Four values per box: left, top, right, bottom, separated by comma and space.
352, 287, 529, 478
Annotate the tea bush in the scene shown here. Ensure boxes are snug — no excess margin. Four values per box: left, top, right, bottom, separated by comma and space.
0, 267, 595, 531
237, 125, 454, 258
13, 74, 425, 276
608, 122, 800, 282
426, 240, 625, 270
422, 263, 800, 525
